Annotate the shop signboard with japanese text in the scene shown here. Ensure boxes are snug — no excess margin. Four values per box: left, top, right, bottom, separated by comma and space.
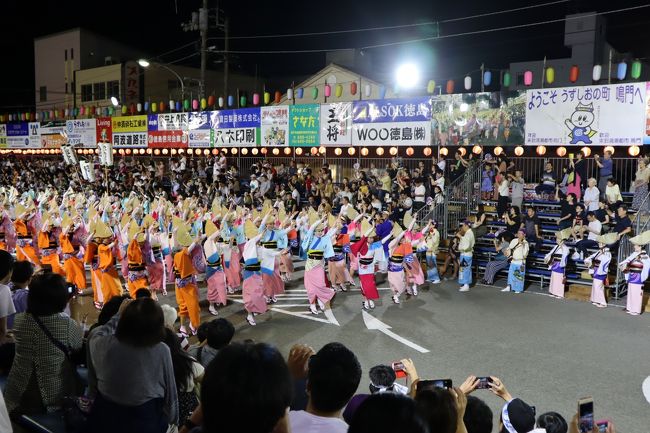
320, 103, 352, 146
352, 97, 432, 146
210, 108, 260, 146
188, 112, 211, 147
289, 104, 320, 146
525, 83, 646, 146
148, 113, 189, 148
0, 124, 6, 148
6, 122, 41, 148
112, 115, 147, 148
96, 117, 113, 144
66, 119, 97, 147
261, 106, 288, 146
40, 121, 67, 148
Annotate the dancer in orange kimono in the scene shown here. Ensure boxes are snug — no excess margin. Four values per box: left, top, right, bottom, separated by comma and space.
59, 214, 87, 293
38, 214, 64, 276
95, 220, 123, 304
84, 234, 104, 309
126, 222, 149, 298
14, 204, 41, 267
173, 223, 202, 336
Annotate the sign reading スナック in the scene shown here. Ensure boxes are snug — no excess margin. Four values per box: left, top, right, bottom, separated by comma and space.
210, 108, 260, 146
352, 97, 432, 146
0, 124, 7, 148
289, 104, 320, 146
111, 115, 147, 148
261, 106, 288, 146
147, 113, 189, 148
320, 102, 352, 146
41, 121, 67, 148
525, 83, 646, 146
66, 119, 97, 147
188, 112, 211, 148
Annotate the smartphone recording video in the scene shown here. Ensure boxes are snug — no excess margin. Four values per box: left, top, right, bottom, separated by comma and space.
578, 397, 594, 433
391, 362, 406, 379
416, 379, 452, 394
476, 377, 493, 389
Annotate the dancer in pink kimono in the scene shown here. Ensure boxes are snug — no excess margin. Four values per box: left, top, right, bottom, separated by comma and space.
619, 231, 650, 315
258, 212, 286, 303
387, 219, 417, 304
583, 234, 614, 308
146, 223, 168, 296
241, 231, 267, 326
223, 217, 242, 293
204, 229, 228, 316
404, 221, 431, 296
301, 218, 336, 315
350, 223, 385, 310
544, 229, 570, 299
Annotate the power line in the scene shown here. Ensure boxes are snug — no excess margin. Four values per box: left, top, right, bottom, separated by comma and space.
208, 0, 571, 40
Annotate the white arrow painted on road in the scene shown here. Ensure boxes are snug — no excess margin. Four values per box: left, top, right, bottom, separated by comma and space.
227, 298, 340, 325
362, 310, 430, 353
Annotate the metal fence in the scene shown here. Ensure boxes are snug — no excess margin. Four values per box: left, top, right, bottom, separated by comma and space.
614, 190, 650, 298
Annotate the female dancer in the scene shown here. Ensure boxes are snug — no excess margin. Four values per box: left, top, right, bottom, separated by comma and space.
203, 223, 228, 316
404, 220, 429, 296
60, 215, 87, 294
95, 221, 123, 304
387, 219, 417, 304
584, 233, 615, 308
222, 212, 242, 293
259, 212, 285, 303
350, 221, 386, 310
241, 224, 267, 325
172, 225, 203, 335
301, 217, 336, 315
37, 215, 64, 275
146, 216, 168, 296
544, 228, 571, 299
619, 231, 650, 315
126, 223, 149, 298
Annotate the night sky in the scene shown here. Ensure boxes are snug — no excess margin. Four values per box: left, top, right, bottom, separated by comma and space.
3, 0, 650, 110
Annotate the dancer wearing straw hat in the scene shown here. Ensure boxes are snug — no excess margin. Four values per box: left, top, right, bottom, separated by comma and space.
95, 220, 124, 304
172, 220, 203, 335
544, 228, 572, 299
584, 233, 616, 308
619, 230, 650, 315
60, 213, 87, 294
37, 212, 64, 276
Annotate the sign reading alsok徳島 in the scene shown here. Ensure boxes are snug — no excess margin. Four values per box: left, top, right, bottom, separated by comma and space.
525, 83, 646, 146
211, 108, 261, 146
352, 97, 432, 146
320, 103, 352, 146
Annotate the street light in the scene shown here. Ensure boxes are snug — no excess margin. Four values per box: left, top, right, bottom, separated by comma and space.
138, 58, 185, 108
110, 96, 119, 107
395, 63, 420, 90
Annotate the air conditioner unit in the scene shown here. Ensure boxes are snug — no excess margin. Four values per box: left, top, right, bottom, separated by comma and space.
104, 56, 113, 65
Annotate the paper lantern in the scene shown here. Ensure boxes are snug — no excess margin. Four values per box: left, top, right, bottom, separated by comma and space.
333, 148, 341, 156
348, 147, 355, 156
545, 67, 555, 84
260, 147, 268, 155
335, 84, 343, 98
502, 71, 511, 87
144, 102, 149, 112
274, 91, 281, 103
458, 147, 467, 156
389, 146, 398, 156
79, 106, 85, 115
580, 146, 591, 157
207, 95, 215, 107
137, 103, 142, 113
361, 147, 369, 156
200, 98, 207, 110
287, 88, 293, 100
556, 146, 567, 157
493, 146, 503, 156
406, 147, 414, 156
379, 85, 386, 99
187, 149, 194, 155
569, 65, 579, 83
311, 87, 318, 100
631, 60, 642, 79
32, 113, 38, 121
481, 71, 491, 87
231, 148, 238, 155
20, 113, 25, 121
121, 105, 128, 114
512, 146, 523, 156
604, 146, 615, 155
350, 82, 357, 95
472, 145, 482, 155
446, 80, 454, 94
151, 103, 157, 113
439, 147, 448, 156
253, 93, 260, 105
294, 148, 302, 156
536, 145, 546, 156
192, 99, 199, 110
524, 70, 533, 86
592, 65, 602, 82
25, 112, 30, 121
263, 92, 270, 104
310, 147, 318, 155
240, 95, 247, 107
218, 97, 224, 108
376, 147, 384, 156
464, 75, 472, 90
318, 146, 325, 155
324, 84, 331, 97
284, 147, 292, 155
181, 99, 188, 111
107, 107, 113, 116
64, 108, 69, 117
617, 62, 627, 80
629, 145, 640, 156
427, 80, 436, 94
175, 101, 181, 112
227, 95, 234, 107
202, 149, 209, 156
364, 84, 371, 97
170, 148, 176, 155
168, 100, 174, 111
423, 147, 432, 157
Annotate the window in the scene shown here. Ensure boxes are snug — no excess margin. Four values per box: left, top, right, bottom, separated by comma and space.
107, 80, 120, 99
81, 84, 93, 102
93, 82, 106, 100
39, 86, 47, 102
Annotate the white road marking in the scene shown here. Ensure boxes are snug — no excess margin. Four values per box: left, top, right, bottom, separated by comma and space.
362, 310, 430, 353
643, 376, 650, 404
270, 306, 340, 325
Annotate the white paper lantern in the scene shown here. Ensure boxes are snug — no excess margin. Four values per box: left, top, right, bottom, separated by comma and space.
464, 75, 472, 90
287, 88, 293, 100
364, 84, 371, 97
592, 65, 602, 82
136, 103, 142, 113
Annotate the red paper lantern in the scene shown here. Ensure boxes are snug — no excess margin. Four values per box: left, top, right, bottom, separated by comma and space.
569, 65, 579, 83
274, 91, 282, 103
159, 102, 166, 112
129, 104, 136, 115
207, 95, 215, 107
350, 82, 358, 95
446, 80, 454, 94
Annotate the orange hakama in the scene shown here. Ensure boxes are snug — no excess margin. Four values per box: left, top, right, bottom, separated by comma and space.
38, 231, 64, 276
60, 233, 86, 292
126, 239, 149, 298
98, 244, 123, 303
14, 220, 40, 267
173, 248, 201, 329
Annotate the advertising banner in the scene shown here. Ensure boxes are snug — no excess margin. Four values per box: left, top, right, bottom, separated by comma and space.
261, 106, 288, 146
6, 122, 40, 148
40, 121, 67, 148
525, 83, 646, 146
148, 130, 188, 148
211, 108, 261, 146
188, 112, 211, 148
148, 113, 189, 131
0, 124, 7, 148
112, 115, 147, 148
96, 117, 113, 144
289, 104, 319, 146
352, 97, 432, 146
320, 102, 352, 146
66, 119, 97, 147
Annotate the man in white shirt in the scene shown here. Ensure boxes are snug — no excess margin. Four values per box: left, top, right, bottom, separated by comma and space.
412, 178, 426, 214
289, 342, 361, 433
573, 212, 602, 260
502, 229, 529, 293
458, 221, 475, 292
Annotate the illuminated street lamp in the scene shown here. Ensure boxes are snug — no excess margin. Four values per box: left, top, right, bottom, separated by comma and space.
395, 63, 420, 90
138, 58, 185, 108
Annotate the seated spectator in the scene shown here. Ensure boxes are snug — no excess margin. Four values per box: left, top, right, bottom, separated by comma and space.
200, 342, 292, 433
161, 303, 189, 351
0, 251, 16, 374
504, 206, 521, 236
87, 298, 178, 433
612, 205, 632, 247
89, 294, 131, 333
535, 162, 556, 199
7, 261, 33, 329
162, 327, 204, 427
481, 232, 514, 285
536, 411, 568, 433
557, 193, 577, 230
188, 318, 235, 368
573, 212, 602, 260
289, 342, 362, 433
135, 287, 153, 298
595, 199, 611, 229
348, 393, 428, 433
472, 204, 489, 239
583, 178, 600, 212
605, 178, 623, 212
4, 272, 82, 416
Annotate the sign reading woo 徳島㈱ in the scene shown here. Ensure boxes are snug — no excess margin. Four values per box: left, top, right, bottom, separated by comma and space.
112, 115, 147, 148
211, 108, 261, 146
289, 104, 320, 146
525, 83, 646, 146
352, 97, 432, 146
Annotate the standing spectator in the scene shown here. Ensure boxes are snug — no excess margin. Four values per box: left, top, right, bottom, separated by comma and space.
496, 175, 510, 218
508, 170, 525, 211
7, 261, 33, 329
583, 178, 600, 212
502, 229, 529, 293
535, 162, 557, 200
631, 158, 650, 213
412, 178, 426, 214
458, 221, 475, 292
0, 251, 15, 345
594, 151, 613, 198
567, 151, 587, 199
520, 207, 541, 252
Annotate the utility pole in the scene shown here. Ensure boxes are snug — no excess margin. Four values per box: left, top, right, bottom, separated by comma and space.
199, 0, 208, 100
223, 16, 229, 99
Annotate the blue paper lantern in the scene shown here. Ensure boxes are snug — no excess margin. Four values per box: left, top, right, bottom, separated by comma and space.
296, 87, 304, 99
175, 101, 181, 112
617, 61, 627, 80
483, 71, 492, 87
227, 95, 234, 107
144, 101, 150, 112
